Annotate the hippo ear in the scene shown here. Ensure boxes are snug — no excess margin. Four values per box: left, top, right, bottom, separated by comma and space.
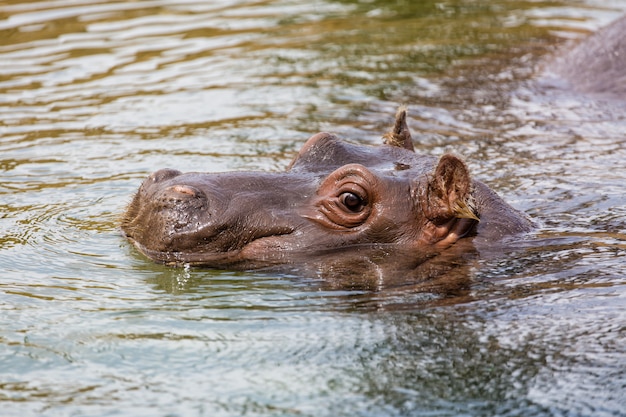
422, 154, 479, 223
382, 106, 415, 151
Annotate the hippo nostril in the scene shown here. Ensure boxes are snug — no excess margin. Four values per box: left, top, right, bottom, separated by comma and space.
160, 184, 206, 206
169, 184, 202, 198
150, 168, 182, 183
157, 184, 207, 212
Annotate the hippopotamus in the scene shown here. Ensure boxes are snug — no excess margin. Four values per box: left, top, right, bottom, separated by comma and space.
122, 109, 533, 271
547, 15, 626, 97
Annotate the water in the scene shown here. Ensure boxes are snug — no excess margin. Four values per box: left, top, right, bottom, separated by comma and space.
1, 0, 625, 416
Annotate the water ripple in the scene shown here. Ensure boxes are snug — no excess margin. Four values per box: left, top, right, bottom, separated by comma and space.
1, 1, 626, 416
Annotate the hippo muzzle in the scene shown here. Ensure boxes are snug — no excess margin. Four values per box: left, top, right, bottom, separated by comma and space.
122, 167, 312, 266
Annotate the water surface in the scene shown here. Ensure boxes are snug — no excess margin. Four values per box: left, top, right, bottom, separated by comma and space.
1, 0, 625, 416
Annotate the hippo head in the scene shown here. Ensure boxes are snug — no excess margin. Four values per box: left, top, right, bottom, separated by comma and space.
122, 109, 530, 269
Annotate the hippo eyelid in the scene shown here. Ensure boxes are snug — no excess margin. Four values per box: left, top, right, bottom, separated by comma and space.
310, 163, 378, 230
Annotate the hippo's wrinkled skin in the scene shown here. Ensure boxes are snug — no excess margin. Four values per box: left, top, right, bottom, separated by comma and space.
122, 110, 533, 270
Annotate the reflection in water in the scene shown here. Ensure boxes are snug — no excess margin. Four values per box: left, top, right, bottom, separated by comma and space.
149, 243, 480, 309
1, 0, 625, 416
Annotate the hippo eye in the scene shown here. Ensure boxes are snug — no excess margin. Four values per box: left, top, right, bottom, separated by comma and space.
312, 164, 375, 230
340, 192, 366, 212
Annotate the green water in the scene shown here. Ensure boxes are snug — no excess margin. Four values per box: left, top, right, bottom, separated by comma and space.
1, 0, 625, 416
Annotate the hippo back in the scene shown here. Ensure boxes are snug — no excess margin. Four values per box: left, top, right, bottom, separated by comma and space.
548, 15, 626, 97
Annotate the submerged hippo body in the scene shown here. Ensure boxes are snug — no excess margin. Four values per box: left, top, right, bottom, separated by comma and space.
122, 110, 533, 270
548, 15, 626, 97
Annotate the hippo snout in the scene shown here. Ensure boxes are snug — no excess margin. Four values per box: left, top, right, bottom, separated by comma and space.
122, 169, 306, 265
